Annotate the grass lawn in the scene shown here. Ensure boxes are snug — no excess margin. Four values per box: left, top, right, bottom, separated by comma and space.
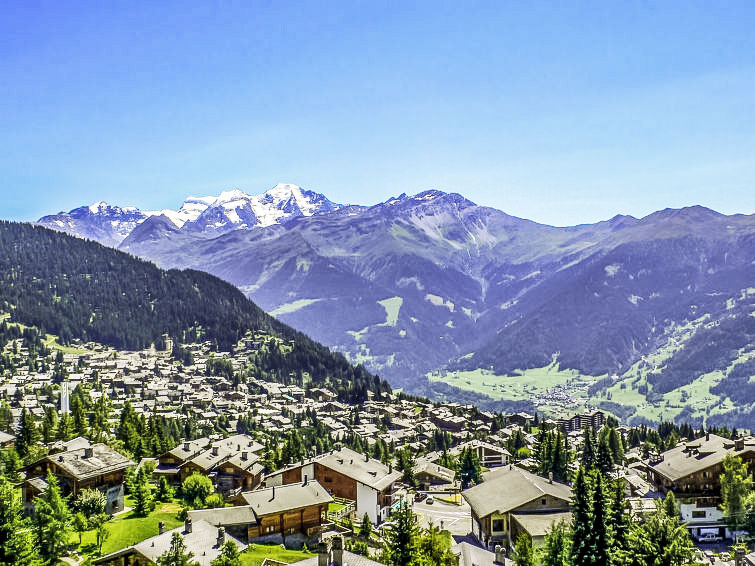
73, 499, 184, 557
328, 502, 347, 514
239, 544, 313, 566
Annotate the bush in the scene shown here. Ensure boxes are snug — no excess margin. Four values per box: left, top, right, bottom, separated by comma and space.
181, 472, 214, 508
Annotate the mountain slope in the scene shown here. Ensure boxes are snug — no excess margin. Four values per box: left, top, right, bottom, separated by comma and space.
0, 221, 389, 399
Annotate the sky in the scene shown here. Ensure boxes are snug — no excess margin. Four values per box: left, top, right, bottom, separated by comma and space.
1, 1, 754, 227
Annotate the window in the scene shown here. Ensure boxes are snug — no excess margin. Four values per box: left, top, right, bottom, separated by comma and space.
692, 510, 706, 519
492, 519, 504, 532
541, 499, 547, 505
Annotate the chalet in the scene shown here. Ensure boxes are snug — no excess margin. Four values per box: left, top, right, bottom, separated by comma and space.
646, 434, 755, 539
94, 518, 246, 566
463, 465, 572, 551
154, 438, 211, 483
413, 459, 457, 492
23, 443, 133, 514
453, 439, 511, 468
265, 447, 402, 524
506, 412, 534, 427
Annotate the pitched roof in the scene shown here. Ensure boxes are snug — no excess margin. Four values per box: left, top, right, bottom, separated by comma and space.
47, 443, 134, 481
649, 434, 755, 482
292, 550, 383, 566
240, 480, 333, 517
188, 505, 257, 526
511, 511, 573, 538
315, 447, 402, 491
462, 465, 572, 518
94, 519, 246, 566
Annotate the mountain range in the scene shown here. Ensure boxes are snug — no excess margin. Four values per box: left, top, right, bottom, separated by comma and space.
36, 185, 755, 427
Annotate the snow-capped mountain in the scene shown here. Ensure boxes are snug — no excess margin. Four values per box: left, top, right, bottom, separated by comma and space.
37, 184, 343, 244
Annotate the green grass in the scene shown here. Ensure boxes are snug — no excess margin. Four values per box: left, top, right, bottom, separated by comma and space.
72, 500, 184, 557
239, 544, 313, 566
328, 502, 347, 513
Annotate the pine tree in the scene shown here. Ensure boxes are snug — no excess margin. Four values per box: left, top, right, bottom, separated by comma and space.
0, 476, 39, 566
570, 467, 593, 566
133, 465, 155, 516
542, 520, 571, 566
628, 500, 693, 566
592, 472, 609, 566
458, 447, 483, 489
596, 435, 614, 475
41, 407, 58, 444
71, 393, 88, 438
210, 541, 241, 566
607, 427, 624, 465
663, 491, 679, 519
15, 408, 42, 459
581, 428, 596, 471
157, 532, 199, 566
56, 412, 73, 441
384, 500, 419, 566
609, 479, 630, 564
721, 454, 753, 533
514, 533, 535, 566
32, 473, 72, 565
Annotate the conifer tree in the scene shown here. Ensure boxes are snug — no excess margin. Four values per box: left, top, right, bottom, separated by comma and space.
0, 476, 39, 566
663, 491, 679, 519
721, 454, 753, 534
32, 473, 72, 565
596, 435, 614, 475
570, 467, 593, 566
384, 500, 419, 566
581, 428, 596, 471
592, 471, 610, 566
157, 532, 199, 566
16, 408, 41, 459
210, 541, 241, 566
609, 479, 630, 563
542, 521, 571, 566
514, 533, 535, 566
41, 406, 58, 444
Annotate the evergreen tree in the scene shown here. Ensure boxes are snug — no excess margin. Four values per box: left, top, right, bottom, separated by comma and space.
56, 412, 73, 441
133, 465, 155, 516
663, 491, 679, 520
570, 467, 593, 566
514, 533, 535, 566
384, 501, 419, 566
16, 408, 42, 459
0, 476, 39, 566
360, 513, 373, 539
157, 532, 199, 566
41, 407, 58, 444
156, 476, 175, 502
71, 393, 88, 438
458, 447, 483, 489
596, 435, 614, 475
609, 479, 630, 564
32, 473, 72, 565
581, 428, 596, 471
591, 472, 610, 566
607, 427, 624, 465
542, 521, 571, 566
210, 541, 241, 566
628, 500, 693, 566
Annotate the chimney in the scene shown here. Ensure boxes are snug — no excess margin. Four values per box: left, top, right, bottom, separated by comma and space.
735, 438, 744, 451
303, 474, 308, 486
158, 521, 166, 534
549, 471, 553, 484
365, 452, 369, 462
706, 431, 710, 441
212, 447, 219, 456
271, 485, 275, 499
184, 517, 192, 533
216, 526, 226, 547
494, 545, 506, 565
84, 447, 94, 459
184, 442, 190, 451
317, 539, 331, 566
241, 451, 248, 461
389, 463, 393, 473
332, 535, 344, 566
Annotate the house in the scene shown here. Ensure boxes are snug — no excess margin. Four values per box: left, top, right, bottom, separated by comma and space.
94, 518, 246, 566
23, 443, 134, 514
265, 447, 402, 524
462, 465, 572, 551
154, 438, 211, 484
453, 439, 511, 468
0, 430, 15, 448
413, 459, 457, 492
646, 434, 755, 539
452, 541, 512, 566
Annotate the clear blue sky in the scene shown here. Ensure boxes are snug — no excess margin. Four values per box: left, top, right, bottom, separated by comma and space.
2, 1, 754, 226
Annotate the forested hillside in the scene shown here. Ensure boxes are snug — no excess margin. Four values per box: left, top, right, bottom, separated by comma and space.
0, 221, 389, 398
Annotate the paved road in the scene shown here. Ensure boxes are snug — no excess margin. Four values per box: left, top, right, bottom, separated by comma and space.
413, 498, 472, 536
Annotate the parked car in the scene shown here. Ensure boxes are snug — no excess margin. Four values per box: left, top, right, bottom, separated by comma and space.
697, 533, 722, 543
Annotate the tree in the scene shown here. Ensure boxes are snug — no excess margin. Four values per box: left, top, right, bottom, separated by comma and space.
581, 428, 596, 471
41, 407, 59, 444
415, 522, 458, 566
96, 521, 110, 554
721, 454, 753, 535
32, 473, 72, 565
542, 521, 571, 566
0, 476, 39, 565
133, 465, 155, 517
570, 467, 593, 566
71, 391, 89, 438
596, 435, 614, 475
56, 412, 73, 441
591, 472, 610, 566
73, 512, 88, 545
157, 532, 200, 566
156, 476, 175, 502
360, 513, 373, 538
210, 541, 241, 566
458, 447, 483, 489
628, 500, 693, 566
384, 500, 419, 566
181, 472, 214, 508
609, 479, 630, 564
514, 533, 535, 566
607, 427, 624, 465
663, 491, 679, 520
16, 408, 41, 459
74, 488, 107, 519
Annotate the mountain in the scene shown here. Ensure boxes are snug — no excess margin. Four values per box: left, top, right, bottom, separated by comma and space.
37, 184, 343, 245
36, 188, 755, 427
0, 221, 390, 401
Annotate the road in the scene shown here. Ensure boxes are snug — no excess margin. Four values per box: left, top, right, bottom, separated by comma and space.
413, 498, 472, 536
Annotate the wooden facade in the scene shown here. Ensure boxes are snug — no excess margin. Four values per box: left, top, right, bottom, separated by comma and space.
247, 502, 328, 539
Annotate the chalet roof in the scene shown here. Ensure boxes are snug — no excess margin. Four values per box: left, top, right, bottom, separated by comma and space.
94, 519, 246, 566
511, 511, 573, 538
240, 480, 332, 517
188, 505, 257, 526
317, 447, 402, 491
649, 434, 755, 482
165, 437, 211, 462
293, 550, 384, 566
186, 446, 232, 472
452, 541, 513, 566
462, 465, 572, 519
212, 433, 264, 454
413, 460, 456, 483
44, 443, 134, 481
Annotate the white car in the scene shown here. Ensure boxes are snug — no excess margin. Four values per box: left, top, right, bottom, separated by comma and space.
697, 533, 722, 543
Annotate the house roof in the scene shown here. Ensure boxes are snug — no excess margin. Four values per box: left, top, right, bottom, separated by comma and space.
649, 434, 755, 482
452, 541, 513, 566
188, 505, 258, 527
292, 550, 383, 566
165, 437, 211, 462
0, 430, 16, 444
240, 480, 332, 517
211, 434, 264, 454
45, 443, 134, 481
511, 511, 573, 538
315, 447, 402, 491
462, 465, 572, 519
413, 460, 456, 483
94, 519, 246, 566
